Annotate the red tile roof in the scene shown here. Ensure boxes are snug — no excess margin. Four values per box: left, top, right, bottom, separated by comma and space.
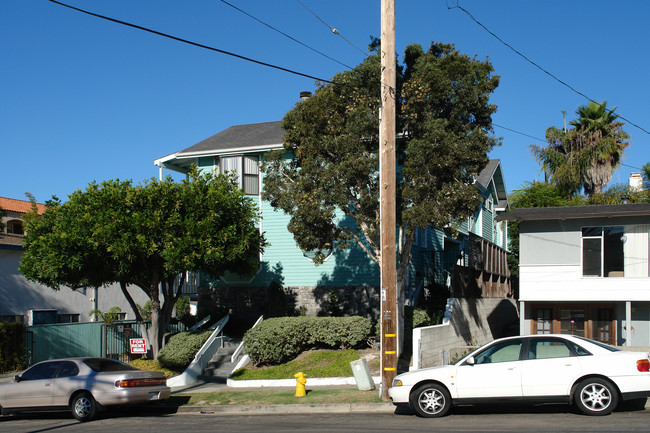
0, 196, 46, 215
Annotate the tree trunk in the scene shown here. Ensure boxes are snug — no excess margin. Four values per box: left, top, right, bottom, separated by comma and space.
147, 289, 162, 359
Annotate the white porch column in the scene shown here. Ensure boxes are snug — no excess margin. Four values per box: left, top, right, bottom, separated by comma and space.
158, 165, 164, 181
519, 300, 525, 336
625, 301, 632, 346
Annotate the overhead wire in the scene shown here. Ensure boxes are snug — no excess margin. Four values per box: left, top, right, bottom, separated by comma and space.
295, 0, 369, 58
218, 0, 354, 69
47, 0, 334, 84
448, 1, 650, 136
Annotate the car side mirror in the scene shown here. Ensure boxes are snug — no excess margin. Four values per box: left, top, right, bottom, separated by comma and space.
465, 356, 475, 366
14, 375, 22, 382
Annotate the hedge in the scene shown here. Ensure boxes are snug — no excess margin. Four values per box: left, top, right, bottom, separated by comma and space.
156, 329, 212, 371
0, 322, 25, 373
243, 316, 371, 365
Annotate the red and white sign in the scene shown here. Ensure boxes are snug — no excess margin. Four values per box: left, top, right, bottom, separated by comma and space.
129, 338, 147, 354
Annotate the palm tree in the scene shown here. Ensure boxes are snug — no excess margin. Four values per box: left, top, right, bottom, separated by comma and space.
530, 101, 629, 197
570, 101, 629, 195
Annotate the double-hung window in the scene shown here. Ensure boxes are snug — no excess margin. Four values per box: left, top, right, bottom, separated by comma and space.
219, 155, 260, 195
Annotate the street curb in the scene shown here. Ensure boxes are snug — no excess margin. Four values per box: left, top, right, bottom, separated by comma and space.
171, 403, 396, 415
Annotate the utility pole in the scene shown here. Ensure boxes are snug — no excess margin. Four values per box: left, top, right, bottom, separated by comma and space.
379, 0, 397, 401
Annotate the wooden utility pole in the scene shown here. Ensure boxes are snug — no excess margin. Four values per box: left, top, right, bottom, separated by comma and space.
379, 0, 397, 401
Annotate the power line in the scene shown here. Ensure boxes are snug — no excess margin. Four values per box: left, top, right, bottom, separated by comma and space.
295, 0, 369, 58
218, 0, 353, 69
449, 1, 650, 136
494, 123, 645, 172
47, 0, 334, 84
493, 123, 546, 143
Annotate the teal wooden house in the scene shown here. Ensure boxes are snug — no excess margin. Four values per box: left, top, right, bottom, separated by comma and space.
154, 121, 511, 319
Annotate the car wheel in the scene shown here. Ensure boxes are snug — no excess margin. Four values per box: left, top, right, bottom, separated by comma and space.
410, 383, 451, 418
71, 392, 97, 422
574, 378, 618, 416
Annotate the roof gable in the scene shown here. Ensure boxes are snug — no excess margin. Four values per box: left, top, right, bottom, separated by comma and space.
476, 159, 508, 210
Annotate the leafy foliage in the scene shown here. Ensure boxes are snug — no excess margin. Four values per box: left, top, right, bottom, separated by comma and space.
88, 307, 122, 325
19, 169, 265, 359
243, 316, 372, 365
0, 321, 25, 373
157, 330, 212, 371
261, 41, 499, 298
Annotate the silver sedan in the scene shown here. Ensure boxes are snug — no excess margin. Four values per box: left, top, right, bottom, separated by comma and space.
0, 357, 171, 421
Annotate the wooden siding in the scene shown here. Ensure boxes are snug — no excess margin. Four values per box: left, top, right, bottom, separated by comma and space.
214, 200, 379, 288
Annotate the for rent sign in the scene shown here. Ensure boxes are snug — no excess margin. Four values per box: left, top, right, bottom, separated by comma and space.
129, 338, 147, 354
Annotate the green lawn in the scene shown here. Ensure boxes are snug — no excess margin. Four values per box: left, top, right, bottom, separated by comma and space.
230, 349, 373, 380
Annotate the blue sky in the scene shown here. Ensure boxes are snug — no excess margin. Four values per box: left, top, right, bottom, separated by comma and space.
2, 0, 648, 203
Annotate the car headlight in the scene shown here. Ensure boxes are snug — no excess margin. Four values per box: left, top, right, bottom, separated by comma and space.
392, 378, 403, 387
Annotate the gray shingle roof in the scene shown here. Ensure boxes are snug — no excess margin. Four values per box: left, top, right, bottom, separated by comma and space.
476, 159, 500, 189
496, 203, 650, 221
178, 120, 284, 155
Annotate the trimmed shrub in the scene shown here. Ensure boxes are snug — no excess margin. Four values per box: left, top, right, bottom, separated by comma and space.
157, 330, 212, 371
0, 322, 25, 373
244, 316, 371, 365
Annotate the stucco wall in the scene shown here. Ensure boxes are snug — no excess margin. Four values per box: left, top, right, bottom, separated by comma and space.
413, 298, 519, 369
1, 248, 149, 324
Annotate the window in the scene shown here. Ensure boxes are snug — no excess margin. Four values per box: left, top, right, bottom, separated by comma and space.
84, 358, 138, 372
473, 340, 522, 364
532, 304, 615, 345
560, 309, 585, 336
6, 220, 24, 235
22, 361, 61, 380
582, 226, 624, 277
534, 308, 552, 334
56, 361, 79, 378
0, 315, 23, 323
528, 338, 572, 360
57, 313, 80, 323
220, 155, 259, 195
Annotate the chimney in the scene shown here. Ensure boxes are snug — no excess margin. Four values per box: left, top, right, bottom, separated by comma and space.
630, 173, 643, 192
299, 91, 312, 101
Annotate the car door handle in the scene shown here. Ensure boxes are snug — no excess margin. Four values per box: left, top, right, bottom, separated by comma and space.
45, 383, 51, 387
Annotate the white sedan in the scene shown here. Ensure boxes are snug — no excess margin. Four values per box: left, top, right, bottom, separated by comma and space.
0, 357, 170, 421
389, 334, 650, 417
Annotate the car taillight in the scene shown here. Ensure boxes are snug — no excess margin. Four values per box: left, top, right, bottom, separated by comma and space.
636, 359, 650, 372
115, 378, 166, 388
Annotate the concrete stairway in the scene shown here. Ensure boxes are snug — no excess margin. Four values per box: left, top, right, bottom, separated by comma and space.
198, 338, 241, 383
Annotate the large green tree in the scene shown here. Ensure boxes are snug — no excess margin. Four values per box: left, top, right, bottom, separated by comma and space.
20, 170, 265, 358
531, 101, 629, 197
262, 42, 499, 303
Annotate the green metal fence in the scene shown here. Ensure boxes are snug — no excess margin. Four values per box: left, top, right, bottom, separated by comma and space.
27, 320, 189, 365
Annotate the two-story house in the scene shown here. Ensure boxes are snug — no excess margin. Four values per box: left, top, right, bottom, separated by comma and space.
154, 120, 512, 319
498, 203, 650, 346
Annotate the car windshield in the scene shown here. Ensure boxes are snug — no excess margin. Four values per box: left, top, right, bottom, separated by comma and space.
84, 358, 139, 372
575, 336, 620, 352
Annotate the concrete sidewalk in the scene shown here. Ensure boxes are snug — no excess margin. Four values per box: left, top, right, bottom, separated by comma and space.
165, 379, 394, 415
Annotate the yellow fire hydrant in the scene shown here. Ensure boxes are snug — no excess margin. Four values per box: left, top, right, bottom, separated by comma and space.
294, 372, 307, 397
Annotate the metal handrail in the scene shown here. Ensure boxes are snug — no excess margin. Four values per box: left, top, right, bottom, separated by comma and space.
231, 315, 263, 363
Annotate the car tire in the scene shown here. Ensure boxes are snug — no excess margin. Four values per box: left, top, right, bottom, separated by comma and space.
410, 383, 452, 418
574, 378, 618, 416
71, 392, 97, 422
